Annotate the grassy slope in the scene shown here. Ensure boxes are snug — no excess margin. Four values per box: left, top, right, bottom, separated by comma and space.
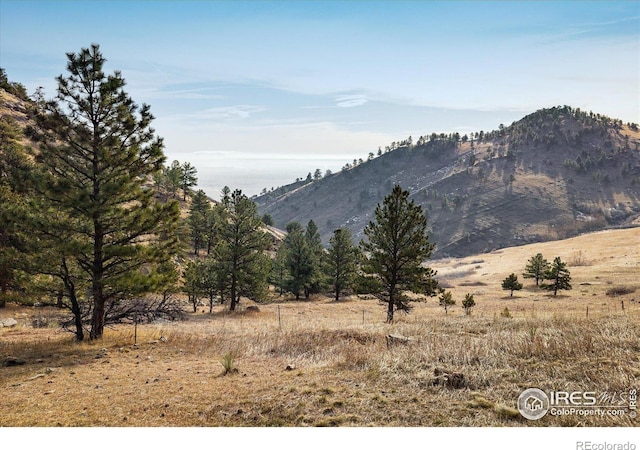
1, 228, 638, 427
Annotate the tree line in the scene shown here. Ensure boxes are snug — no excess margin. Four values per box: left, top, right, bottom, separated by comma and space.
0, 45, 448, 340
502, 253, 572, 297
184, 184, 443, 323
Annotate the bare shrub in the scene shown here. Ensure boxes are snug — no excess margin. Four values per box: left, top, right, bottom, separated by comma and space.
569, 250, 590, 266
605, 286, 637, 297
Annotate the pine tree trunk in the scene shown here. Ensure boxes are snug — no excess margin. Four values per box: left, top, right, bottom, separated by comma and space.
61, 259, 84, 341
229, 275, 237, 311
387, 286, 395, 322
90, 297, 105, 340
69, 289, 84, 342
90, 223, 105, 339
0, 277, 7, 307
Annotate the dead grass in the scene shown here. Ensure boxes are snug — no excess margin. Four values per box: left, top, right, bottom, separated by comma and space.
1, 227, 639, 427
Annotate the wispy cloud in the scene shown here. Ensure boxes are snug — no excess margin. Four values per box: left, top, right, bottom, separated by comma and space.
335, 94, 368, 108
539, 15, 640, 45
169, 105, 267, 122
204, 105, 266, 120
147, 87, 227, 101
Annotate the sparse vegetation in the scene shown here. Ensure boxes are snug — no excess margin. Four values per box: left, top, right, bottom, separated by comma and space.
569, 250, 590, 266
220, 352, 238, 375
439, 289, 455, 315
462, 293, 475, 315
605, 286, 637, 297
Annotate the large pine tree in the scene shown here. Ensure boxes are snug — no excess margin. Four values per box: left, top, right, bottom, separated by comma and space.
542, 257, 572, 296
27, 44, 180, 339
212, 189, 270, 311
361, 185, 437, 322
523, 253, 550, 287
188, 189, 211, 255
304, 219, 325, 297
283, 222, 314, 300
325, 228, 359, 302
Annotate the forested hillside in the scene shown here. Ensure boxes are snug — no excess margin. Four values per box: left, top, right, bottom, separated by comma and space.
256, 106, 640, 257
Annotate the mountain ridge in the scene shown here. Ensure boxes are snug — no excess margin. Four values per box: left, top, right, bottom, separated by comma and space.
255, 106, 640, 257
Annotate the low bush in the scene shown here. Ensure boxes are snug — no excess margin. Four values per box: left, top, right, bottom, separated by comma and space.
605, 286, 637, 297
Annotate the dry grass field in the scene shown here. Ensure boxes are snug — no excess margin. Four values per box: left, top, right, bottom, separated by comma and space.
1, 227, 639, 427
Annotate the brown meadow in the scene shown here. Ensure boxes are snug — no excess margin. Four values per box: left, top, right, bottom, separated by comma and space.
1, 228, 639, 427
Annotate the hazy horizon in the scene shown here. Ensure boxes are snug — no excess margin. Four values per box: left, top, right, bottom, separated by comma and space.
1, 1, 638, 197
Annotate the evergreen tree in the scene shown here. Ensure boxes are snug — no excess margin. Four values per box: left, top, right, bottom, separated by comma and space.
236, 251, 271, 303
0, 68, 28, 100
283, 222, 313, 300
165, 160, 183, 199
542, 257, 572, 296
462, 293, 475, 315
523, 253, 550, 287
204, 204, 221, 255
188, 189, 211, 255
220, 185, 231, 204
180, 161, 198, 200
361, 185, 437, 322
183, 260, 205, 313
198, 257, 225, 313
304, 220, 325, 297
270, 245, 291, 296
502, 273, 523, 297
261, 213, 274, 226
325, 228, 359, 301
0, 117, 31, 307
27, 44, 180, 339
439, 289, 455, 315
212, 189, 269, 310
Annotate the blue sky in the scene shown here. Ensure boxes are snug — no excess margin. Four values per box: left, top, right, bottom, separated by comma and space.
1, 1, 638, 197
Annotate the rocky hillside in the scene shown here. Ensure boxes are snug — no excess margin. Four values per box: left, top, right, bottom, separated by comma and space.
256, 106, 640, 257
